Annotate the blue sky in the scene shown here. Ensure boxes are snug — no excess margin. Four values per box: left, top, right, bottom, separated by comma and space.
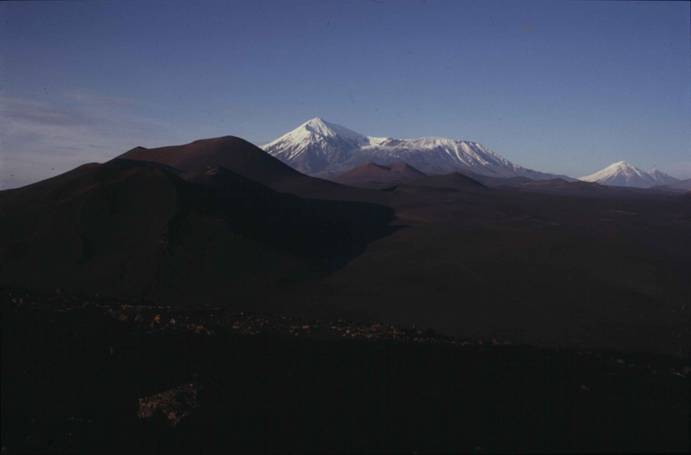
1, 0, 689, 188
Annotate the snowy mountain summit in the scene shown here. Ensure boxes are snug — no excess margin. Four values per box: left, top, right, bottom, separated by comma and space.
262, 118, 368, 175
263, 117, 563, 180
580, 161, 678, 188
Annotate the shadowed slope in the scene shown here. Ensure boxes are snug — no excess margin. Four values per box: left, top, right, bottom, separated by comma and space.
0, 159, 394, 306
117, 136, 395, 204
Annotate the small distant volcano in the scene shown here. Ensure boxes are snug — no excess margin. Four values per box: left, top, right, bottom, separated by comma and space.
580, 161, 678, 188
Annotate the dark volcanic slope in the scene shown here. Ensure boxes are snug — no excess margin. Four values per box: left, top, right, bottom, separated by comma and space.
117, 136, 386, 202
0, 159, 393, 306
119, 136, 302, 187
331, 161, 426, 188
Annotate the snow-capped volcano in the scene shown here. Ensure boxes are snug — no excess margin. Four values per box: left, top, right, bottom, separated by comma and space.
261, 118, 368, 175
263, 118, 564, 180
580, 161, 679, 188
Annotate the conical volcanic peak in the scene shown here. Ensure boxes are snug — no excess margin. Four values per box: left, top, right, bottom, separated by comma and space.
580, 161, 678, 188
262, 118, 369, 175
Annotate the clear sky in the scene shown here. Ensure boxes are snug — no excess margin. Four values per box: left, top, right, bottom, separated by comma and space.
1, 0, 689, 188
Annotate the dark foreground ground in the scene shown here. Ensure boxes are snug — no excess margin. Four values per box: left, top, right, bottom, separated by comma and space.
2, 290, 689, 454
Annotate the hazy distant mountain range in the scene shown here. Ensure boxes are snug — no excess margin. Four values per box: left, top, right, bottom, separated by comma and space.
263, 118, 567, 180
580, 161, 679, 189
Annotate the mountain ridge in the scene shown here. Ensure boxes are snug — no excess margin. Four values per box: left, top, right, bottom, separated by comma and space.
263, 118, 569, 181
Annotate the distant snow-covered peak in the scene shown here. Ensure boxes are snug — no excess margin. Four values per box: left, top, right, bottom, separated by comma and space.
580, 161, 678, 188
592, 161, 643, 176
611, 161, 641, 172
301, 117, 359, 137
261, 118, 368, 175
264, 117, 368, 149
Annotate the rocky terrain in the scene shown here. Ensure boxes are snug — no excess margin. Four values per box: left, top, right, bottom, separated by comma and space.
2, 288, 689, 454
